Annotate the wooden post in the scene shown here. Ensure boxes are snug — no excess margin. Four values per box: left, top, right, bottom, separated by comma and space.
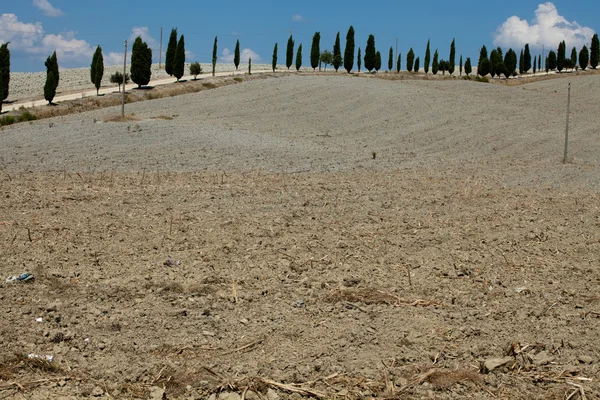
563, 82, 571, 164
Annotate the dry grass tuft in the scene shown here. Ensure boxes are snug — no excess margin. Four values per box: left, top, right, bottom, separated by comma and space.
417, 369, 482, 390
325, 288, 441, 307
104, 114, 140, 123
151, 115, 174, 120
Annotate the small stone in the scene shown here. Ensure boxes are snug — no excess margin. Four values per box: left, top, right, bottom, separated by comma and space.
480, 357, 514, 373
57, 379, 67, 387
149, 386, 165, 400
91, 386, 104, 397
218, 392, 241, 400
578, 355, 594, 364
266, 388, 279, 400
533, 351, 555, 366
203, 330, 216, 337
98, 342, 106, 350
239, 318, 249, 325
294, 299, 306, 309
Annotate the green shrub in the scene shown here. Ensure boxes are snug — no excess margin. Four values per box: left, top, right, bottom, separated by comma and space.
233, 77, 243, 82
18, 111, 37, 122
0, 115, 16, 126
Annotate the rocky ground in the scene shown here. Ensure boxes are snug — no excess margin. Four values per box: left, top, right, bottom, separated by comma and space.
1, 73, 599, 399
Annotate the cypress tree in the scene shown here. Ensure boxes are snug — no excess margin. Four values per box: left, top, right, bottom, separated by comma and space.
503, 49, 517, 78
165, 28, 177, 76
432, 49, 439, 75
557, 41, 566, 72
212, 36, 218, 77
296, 44, 302, 71
0, 43, 9, 101
234, 39, 240, 70
248, 58, 251, 75
545, 57, 550, 74
414, 57, 420, 73
533, 55, 537, 74
538, 55, 541, 72
591, 33, 599, 69
388, 47, 393, 72
524, 43, 531, 72
343, 26, 355, 73
131, 36, 152, 87
464, 57, 472, 76
357, 47, 362, 72
90, 45, 104, 95
547, 50, 557, 70
375, 51, 381, 72
579, 45, 589, 70
364, 34, 376, 72
490, 49, 498, 77
0, 72, 3, 113
272, 43, 278, 72
44, 51, 58, 104
286, 34, 294, 70
424, 39, 431, 74
396, 53, 401, 72
333, 32, 342, 72
448, 38, 455, 74
478, 45, 488, 70
519, 49, 524, 74
459, 54, 463, 76
310, 32, 320, 70
570, 47, 577, 70
406, 48, 415, 72
174, 35, 185, 81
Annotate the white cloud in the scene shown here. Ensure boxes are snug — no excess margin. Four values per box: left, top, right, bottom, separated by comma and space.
292, 14, 305, 22
32, 0, 64, 17
219, 48, 260, 63
0, 13, 44, 48
104, 27, 160, 66
494, 2, 595, 50
130, 26, 158, 51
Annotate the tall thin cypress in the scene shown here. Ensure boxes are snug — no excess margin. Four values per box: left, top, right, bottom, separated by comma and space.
174, 35, 185, 81
406, 48, 415, 72
524, 43, 531, 72
0, 43, 9, 101
448, 38, 456, 75
272, 43, 278, 72
364, 34, 376, 72
343, 26, 355, 73
296, 44, 302, 71
414, 57, 420, 73
557, 41, 566, 72
579, 46, 589, 70
396, 53, 401, 72
310, 32, 320, 70
212, 36, 218, 77
333, 32, 342, 72
357, 47, 362, 72
432, 50, 439, 75
90, 45, 104, 95
165, 28, 178, 76
591, 33, 599, 69
424, 39, 431, 74
44, 51, 58, 104
570, 47, 577, 70
459, 54, 463, 76
131, 36, 152, 87
286, 34, 294, 70
375, 51, 381, 72
388, 47, 393, 72
234, 40, 240, 70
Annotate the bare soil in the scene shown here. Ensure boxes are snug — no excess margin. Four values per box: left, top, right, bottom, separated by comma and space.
1, 73, 600, 399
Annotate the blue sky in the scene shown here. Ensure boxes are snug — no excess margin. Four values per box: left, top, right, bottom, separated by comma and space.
1, 1, 597, 72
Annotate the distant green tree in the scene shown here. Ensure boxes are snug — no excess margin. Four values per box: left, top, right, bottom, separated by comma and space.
414, 57, 420, 73
165, 28, 177, 76
533, 55, 537, 74
388, 47, 393, 71
212, 36, 218, 77
357, 47, 361, 72
189, 62, 202, 79
344, 26, 355, 73
439, 59, 446, 75
248, 57, 252, 75
90, 45, 104, 95
459, 54, 463, 76
524, 43, 531, 73
174, 35, 185, 81
320, 50, 333, 70
234, 40, 240, 70
110, 71, 129, 92
557, 41, 566, 72
296, 43, 302, 71
375, 51, 381, 72
464, 57, 472, 76
0, 73, 3, 113
272, 42, 278, 72
0, 43, 10, 101
424, 39, 431, 74
503, 48, 517, 78
591, 33, 599, 69
432, 49, 439, 75
44, 51, 59, 104
364, 34, 376, 72
490, 49, 499, 77
519, 49, 524, 74
131, 36, 152, 87
310, 32, 321, 70
448, 38, 456, 74
545, 57, 550, 74
406, 48, 415, 72
478, 58, 491, 77
477, 45, 488, 72
547, 50, 557, 70
286, 34, 294, 70
579, 45, 589, 70
333, 32, 342, 72
396, 53, 401, 72
570, 47, 577, 70
538, 55, 541, 72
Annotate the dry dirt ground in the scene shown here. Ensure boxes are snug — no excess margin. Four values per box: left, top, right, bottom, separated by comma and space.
1, 73, 600, 399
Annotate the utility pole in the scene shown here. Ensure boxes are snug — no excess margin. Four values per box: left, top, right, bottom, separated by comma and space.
122, 40, 127, 118
159, 27, 163, 70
